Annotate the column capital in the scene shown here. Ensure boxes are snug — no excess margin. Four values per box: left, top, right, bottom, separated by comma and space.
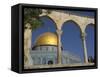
56, 29, 63, 35
81, 32, 87, 40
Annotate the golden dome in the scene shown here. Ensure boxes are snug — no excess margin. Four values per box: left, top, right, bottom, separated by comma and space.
35, 32, 58, 46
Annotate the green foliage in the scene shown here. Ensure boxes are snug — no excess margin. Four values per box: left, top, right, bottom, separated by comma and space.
24, 8, 43, 30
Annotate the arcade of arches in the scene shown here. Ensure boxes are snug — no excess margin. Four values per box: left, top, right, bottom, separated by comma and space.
39, 9, 95, 64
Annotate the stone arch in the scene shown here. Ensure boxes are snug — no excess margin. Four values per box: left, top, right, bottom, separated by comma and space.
85, 23, 95, 31
83, 17, 95, 32
40, 15, 58, 29
62, 20, 82, 33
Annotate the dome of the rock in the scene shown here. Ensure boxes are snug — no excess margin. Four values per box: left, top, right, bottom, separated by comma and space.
35, 32, 58, 46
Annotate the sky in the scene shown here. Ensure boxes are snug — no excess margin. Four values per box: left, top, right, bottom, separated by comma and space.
31, 11, 95, 62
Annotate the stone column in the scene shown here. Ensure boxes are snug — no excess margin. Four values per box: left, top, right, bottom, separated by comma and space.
24, 23, 32, 68
56, 29, 62, 64
81, 32, 88, 63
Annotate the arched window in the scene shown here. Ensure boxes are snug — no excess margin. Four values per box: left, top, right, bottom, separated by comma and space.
48, 60, 53, 64
46, 46, 48, 51
42, 57, 46, 64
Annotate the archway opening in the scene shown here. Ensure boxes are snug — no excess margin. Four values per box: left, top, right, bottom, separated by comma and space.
48, 60, 53, 64
31, 16, 57, 47
62, 20, 84, 62
85, 24, 95, 63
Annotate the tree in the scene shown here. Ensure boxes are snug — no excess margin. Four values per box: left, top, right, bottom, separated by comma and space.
24, 8, 51, 29
24, 8, 43, 30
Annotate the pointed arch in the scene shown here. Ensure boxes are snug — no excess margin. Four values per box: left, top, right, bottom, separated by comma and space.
61, 20, 84, 62
85, 23, 95, 31
85, 24, 95, 61
62, 20, 82, 33
39, 15, 58, 29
